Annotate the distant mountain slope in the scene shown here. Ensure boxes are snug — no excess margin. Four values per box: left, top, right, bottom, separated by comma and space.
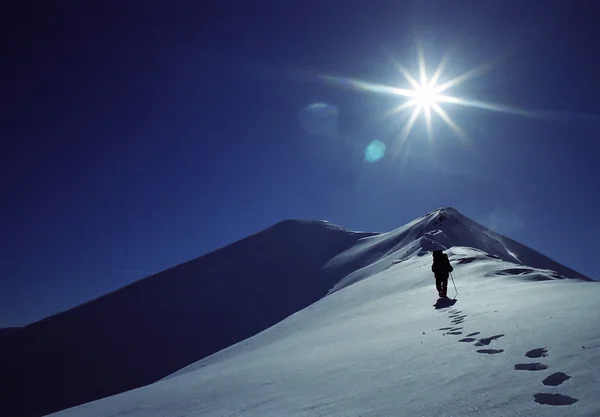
0, 220, 373, 417
0, 327, 20, 337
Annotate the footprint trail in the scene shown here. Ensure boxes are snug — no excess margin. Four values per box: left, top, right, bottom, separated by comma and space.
438, 306, 580, 408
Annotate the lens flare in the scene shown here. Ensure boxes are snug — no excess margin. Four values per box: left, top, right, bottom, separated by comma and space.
365, 140, 386, 162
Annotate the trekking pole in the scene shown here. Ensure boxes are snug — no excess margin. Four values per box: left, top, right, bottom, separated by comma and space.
450, 272, 458, 299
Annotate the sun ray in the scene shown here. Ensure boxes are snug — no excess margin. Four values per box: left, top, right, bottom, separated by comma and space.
432, 49, 519, 94
314, 44, 552, 154
385, 98, 418, 118
390, 58, 421, 91
417, 43, 427, 88
424, 105, 433, 141
434, 60, 494, 93
428, 53, 449, 89
396, 104, 423, 151
431, 102, 469, 145
319, 74, 416, 98
436, 95, 538, 117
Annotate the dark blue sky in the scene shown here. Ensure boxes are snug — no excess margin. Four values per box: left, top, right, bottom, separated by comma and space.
2, 1, 599, 327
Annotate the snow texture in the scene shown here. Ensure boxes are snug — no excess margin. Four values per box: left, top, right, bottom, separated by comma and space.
3, 207, 599, 417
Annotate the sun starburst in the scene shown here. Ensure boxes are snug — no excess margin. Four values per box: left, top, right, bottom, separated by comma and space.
384, 45, 477, 145
318, 44, 536, 155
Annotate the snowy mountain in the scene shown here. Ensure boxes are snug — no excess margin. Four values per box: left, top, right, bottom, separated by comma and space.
324, 207, 591, 295
0, 220, 374, 417
3, 207, 598, 417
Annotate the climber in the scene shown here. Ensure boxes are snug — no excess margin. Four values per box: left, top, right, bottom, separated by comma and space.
432, 249, 453, 298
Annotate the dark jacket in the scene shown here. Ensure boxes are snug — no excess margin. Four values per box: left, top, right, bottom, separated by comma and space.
432, 250, 453, 279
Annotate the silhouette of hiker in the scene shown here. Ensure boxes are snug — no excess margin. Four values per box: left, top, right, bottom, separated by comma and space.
432, 249, 453, 298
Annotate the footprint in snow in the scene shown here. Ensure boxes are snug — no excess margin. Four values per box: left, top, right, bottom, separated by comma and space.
516, 349, 577, 404
442, 320, 576, 406
525, 348, 548, 358
542, 372, 571, 386
533, 393, 578, 406
474, 334, 504, 346
515, 348, 549, 371
514, 363, 548, 371
477, 349, 504, 354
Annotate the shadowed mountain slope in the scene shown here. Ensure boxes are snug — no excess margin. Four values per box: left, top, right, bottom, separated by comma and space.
0, 220, 373, 417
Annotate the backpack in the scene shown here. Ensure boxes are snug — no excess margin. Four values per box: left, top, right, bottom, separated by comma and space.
432, 250, 453, 276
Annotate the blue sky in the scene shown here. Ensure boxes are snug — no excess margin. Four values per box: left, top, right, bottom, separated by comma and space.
2, 1, 599, 327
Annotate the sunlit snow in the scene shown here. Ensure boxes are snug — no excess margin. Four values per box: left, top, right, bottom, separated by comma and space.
41, 208, 599, 417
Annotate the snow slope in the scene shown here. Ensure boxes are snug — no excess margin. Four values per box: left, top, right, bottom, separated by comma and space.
325, 207, 590, 294
47, 208, 599, 417
0, 220, 374, 417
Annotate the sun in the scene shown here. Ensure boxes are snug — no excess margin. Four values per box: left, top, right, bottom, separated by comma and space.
318, 44, 533, 151
414, 83, 439, 108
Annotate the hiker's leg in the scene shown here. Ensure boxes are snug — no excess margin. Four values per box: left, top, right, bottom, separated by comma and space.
442, 278, 448, 298
435, 278, 443, 296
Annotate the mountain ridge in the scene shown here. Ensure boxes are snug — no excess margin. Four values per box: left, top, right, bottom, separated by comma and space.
324, 207, 590, 295
1, 207, 592, 417
48, 213, 600, 416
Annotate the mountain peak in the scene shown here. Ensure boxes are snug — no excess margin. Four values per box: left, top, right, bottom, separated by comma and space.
325, 207, 590, 294
420, 209, 590, 280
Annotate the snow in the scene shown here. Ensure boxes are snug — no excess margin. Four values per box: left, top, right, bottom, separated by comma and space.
326, 207, 590, 295
0, 219, 374, 417
45, 208, 600, 417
